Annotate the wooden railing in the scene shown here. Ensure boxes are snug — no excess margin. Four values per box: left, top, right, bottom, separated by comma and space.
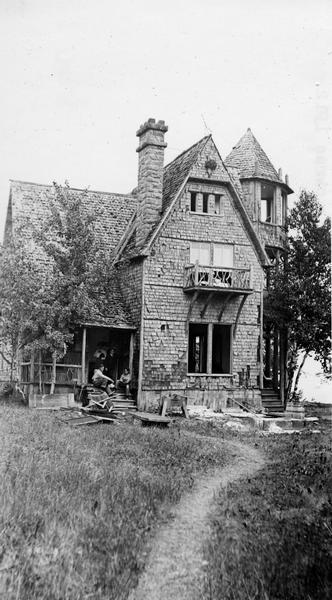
21, 362, 82, 386
184, 264, 252, 291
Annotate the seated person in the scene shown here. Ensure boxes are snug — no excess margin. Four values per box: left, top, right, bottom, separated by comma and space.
92, 364, 115, 397
116, 368, 131, 397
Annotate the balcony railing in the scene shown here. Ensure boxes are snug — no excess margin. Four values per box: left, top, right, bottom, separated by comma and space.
184, 264, 252, 292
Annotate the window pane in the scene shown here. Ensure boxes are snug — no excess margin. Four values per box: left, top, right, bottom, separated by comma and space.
188, 324, 208, 373
261, 184, 274, 223
214, 195, 221, 215
212, 325, 231, 373
213, 244, 233, 267
190, 192, 196, 212
190, 242, 210, 265
203, 193, 208, 213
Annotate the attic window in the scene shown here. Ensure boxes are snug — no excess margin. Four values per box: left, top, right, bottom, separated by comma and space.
214, 195, 221, 215
203, 194, 208, 213
189, 192, 223, 215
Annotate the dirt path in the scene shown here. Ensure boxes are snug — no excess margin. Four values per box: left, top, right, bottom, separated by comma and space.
129, 440, 264, 600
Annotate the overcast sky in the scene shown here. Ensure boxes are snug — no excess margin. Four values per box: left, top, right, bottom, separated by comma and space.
0, 0, 331, 240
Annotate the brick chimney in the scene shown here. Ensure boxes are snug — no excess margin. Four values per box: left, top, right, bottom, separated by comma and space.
136, 118, 168, 248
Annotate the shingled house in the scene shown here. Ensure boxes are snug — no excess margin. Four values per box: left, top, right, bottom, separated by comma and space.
4, 119, 292, 411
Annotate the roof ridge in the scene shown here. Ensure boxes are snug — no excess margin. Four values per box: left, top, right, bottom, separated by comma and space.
10, 179, 135, 199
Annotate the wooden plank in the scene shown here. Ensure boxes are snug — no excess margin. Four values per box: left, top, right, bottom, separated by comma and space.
130, 411, 171, 424
56, 411, 101, 426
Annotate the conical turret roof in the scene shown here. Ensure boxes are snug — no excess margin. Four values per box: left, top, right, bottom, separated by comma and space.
225, 128, 281, 184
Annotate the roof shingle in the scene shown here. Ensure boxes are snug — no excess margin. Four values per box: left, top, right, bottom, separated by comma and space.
225, 128, 281, 183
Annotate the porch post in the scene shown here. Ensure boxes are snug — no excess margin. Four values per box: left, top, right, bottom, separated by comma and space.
259, 286, 264, 389
207, 323, 213, 375
29, 351, 35, 400
129, 332, 134, 375
50, 352, 56, 395
273, 328, 279, 391
38, 350, 42, 394
280, 329, 285, 406
81, 327, 87, 385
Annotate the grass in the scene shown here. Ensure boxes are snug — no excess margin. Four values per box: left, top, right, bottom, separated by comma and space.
1, 401, 331, 600
200, 425, 332, 600
0, 402, 230, 600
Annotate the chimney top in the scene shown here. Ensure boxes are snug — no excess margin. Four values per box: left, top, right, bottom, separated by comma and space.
136, 118, 168, 138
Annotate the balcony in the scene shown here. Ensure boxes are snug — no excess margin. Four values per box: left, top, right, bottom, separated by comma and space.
184, 264, 253, 294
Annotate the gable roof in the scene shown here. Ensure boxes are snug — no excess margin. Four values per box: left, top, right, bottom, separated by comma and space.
115, 135, 211, 259
162, 135, 211, 213
225, 128, 282, 184
134, 135, 270, 266
5, 180, 137, 328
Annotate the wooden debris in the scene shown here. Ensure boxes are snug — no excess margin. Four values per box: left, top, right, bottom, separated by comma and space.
160, 394, 189, 418
56, 410, 101, 427
130, 411, 171, 426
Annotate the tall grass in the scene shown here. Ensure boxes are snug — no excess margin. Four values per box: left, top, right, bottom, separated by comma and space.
201, 428, 332, 600
0, 405, 229, 599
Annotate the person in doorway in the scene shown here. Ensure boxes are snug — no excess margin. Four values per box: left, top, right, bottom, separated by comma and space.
116, 368, 131, 397
104, 348, 117, 381
92, 364, 115, 396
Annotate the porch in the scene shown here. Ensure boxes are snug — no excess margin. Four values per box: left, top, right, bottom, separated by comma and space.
21, 324, 136, 403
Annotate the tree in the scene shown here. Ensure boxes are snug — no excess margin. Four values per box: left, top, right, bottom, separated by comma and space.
265, 190, 331, 400
0, 183, 113, 381
0, 235, 50, 380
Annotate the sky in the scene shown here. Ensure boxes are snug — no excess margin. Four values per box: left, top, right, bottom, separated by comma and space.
0, 0, 331, 242
0, 0, 331, 396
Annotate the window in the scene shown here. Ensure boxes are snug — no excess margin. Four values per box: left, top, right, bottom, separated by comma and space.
188, 324, 208, 373
190, 242, 210, 265
214, 195, 221, 215
213, 244, 233, 268
212, 325, 231, 374
190, 242, 233, 267
188, 323, 232, 374
281, 191, 287, 226
260, 184, 275, 223
189, 191, 223, 214
203, 193, 208, 213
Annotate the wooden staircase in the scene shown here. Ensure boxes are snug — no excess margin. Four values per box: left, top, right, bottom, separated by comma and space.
111, 390, 137, 413
261, 389, 284, 414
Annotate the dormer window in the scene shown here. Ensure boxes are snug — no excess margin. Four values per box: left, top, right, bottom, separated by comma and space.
260, 184, 275, 223
189, 191, 223, 215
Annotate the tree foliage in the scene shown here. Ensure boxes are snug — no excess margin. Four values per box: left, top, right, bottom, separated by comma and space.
265, 190, 331, 393
0, 183, 112, 372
